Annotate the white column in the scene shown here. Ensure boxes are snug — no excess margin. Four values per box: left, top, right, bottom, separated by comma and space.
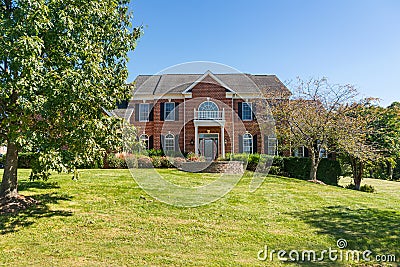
195, 125, 199, 155
221, 126, 225, 158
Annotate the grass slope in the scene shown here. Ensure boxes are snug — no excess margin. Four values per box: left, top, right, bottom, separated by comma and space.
0, 169, 399, 266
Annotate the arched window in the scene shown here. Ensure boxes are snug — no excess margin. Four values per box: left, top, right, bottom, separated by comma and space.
198, 101, 219, 119
140, 134, 149, 149
164, 133, 175, 151
243, 133, 253, 154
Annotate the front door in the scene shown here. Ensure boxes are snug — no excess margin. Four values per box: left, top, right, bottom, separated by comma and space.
199, 134, 218, 161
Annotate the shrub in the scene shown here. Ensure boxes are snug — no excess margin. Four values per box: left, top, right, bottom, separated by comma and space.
345, 183, 376, 193
282, 157, 340, 185
146, 149, 164, 157
394, 159, 400, 180
316, 159, 342, 185
186, 152, 205, 162
247, 153, 260, 171
268, 166, 282, 176
160, 156, 174, 168
137, 156, 152, 168
283, 157, 311, 180
106, 154, 127, 169
150, 156, 162, 168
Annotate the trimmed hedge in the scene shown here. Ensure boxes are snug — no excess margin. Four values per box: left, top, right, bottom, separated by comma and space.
220, 153, 341, 185
282, 157, 341, 185
282, 157, 311, 180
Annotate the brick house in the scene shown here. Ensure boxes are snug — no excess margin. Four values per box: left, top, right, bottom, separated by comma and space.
114, 71, 291, 160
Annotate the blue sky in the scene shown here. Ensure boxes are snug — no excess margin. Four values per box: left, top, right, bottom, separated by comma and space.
127, 0, 400, 107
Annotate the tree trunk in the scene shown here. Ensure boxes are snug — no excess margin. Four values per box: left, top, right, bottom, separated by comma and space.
388, 161, 394, 180
309, 150, 319, 181
350, 156, 363, 190
310, 162, 318, 181
1, 142, 19, 199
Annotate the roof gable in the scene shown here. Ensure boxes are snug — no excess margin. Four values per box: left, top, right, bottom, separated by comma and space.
182, 71, 235, 94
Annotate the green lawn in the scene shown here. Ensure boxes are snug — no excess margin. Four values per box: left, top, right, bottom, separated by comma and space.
0, 169, 399, 266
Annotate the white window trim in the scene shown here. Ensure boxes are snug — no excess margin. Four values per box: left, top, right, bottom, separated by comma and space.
164, 102, 175, 121
164, 133, 175, 151
242, 102, 253, 121
243, 133, 253, 154
267, 137, 278, 156
294, 146, 305, 157
139, 103, 150, 122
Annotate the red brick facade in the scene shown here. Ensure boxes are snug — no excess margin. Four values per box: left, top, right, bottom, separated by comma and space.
129, 74, 279, 158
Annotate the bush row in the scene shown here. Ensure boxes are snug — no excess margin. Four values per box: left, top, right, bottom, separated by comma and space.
220, 153, 341, 185
2, 152, 341, 185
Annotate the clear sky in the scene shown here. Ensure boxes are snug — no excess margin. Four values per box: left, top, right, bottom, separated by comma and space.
127, 0, 400, 107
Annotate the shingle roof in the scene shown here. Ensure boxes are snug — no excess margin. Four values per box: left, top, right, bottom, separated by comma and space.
131, 72, 291, 98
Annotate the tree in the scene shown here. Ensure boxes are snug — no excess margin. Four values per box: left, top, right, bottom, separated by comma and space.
367, 103, 400, 180
0, 0, 142, 199
273, 77, 361, 182
336, 101, 381, 190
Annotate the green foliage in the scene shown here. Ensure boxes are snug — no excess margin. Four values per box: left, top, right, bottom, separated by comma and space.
146, 149, 164, 157
160, 157, 174, 168
0, 0, 142, 186
282, 157, 311, 180
316, 159, 342, 185
18, 153, 36, 168
106, 154, 127, 169
150, 156, 162, 168
281, 157, 341, 185
186, 152, 205, 162
345, 183, 376, 193
394, 159, 400, 180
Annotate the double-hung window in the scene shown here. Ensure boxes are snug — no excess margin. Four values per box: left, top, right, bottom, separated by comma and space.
164, 133, 175, 152
139, 103, 149, 122
266, 137, 278, 156
243, 133, 253, 153
242, 102, 253, 121
164, 102, 175, 121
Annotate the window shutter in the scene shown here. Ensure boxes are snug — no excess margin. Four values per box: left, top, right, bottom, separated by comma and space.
174, 103, 179, 121
160, 102, 164, 121
264, 135, 268, 154
238, 102, 242, 120
239, 135, 243, 153
160, 135, 165, 152
174, 135, 179, 152
134, 104, 139, 121
149, 104, 154, 121
252, 103, 256, 121
149, 135, 154, 149
253, 134, 257, 154
304, 147, 309, 157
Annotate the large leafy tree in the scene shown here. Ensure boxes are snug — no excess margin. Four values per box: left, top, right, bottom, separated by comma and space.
361, 102, 400, 180
0, 0, 141, 199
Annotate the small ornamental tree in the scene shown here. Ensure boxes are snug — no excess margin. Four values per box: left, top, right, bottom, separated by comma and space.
337, 101, 382, 190
0, 0, 142, 199
273, 77, 362, 182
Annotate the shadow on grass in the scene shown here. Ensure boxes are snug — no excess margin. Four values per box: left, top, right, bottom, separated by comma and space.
18, 180, 60, 191
290, 206, 399, 265
0, 192, 73, 235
